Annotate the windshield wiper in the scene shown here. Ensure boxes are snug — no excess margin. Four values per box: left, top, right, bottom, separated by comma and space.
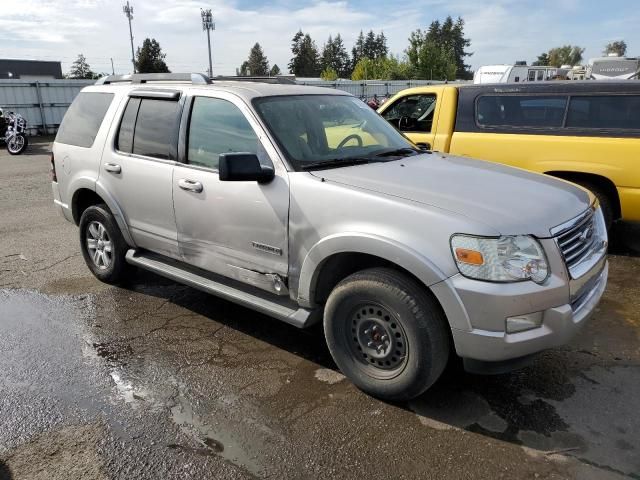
300, 157, 371, 171
372, 147, 420, 157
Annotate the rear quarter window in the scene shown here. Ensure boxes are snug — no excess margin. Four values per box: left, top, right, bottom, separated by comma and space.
56, 92, 114, 148
566, 95, 640, 130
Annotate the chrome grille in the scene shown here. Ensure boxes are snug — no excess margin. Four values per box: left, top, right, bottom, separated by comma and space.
554, 207, 607, 279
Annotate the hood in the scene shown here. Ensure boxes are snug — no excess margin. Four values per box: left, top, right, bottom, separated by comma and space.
312, 153, 592, 238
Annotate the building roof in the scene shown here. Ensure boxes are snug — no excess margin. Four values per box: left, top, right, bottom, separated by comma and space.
0, 59, 63, 79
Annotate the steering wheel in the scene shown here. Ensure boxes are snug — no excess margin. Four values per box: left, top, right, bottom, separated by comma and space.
337, 134, 363, 149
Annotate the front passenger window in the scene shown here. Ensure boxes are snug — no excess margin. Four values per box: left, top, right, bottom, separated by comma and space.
187, 97, 259, 170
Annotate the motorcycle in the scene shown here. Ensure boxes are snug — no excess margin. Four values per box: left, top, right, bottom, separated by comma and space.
1, 109, 28, 155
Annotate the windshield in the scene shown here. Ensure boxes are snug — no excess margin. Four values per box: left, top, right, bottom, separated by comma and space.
253, 95, 416, 170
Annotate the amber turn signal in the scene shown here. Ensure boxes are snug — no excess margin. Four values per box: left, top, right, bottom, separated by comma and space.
455, 248, 484, 265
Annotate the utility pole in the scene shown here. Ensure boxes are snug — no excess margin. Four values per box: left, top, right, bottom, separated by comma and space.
201, 9, 215, 78
123, 1, 136, 73
110, 58, 115, 75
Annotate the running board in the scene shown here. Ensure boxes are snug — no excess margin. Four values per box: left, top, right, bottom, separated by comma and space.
125, 250, 318, 328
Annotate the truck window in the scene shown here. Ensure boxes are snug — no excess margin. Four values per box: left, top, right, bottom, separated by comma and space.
381, 94, 437, 133
476, 95, 568, 128
187, 97, 259, 170
566, 95, 640, 130
133, 99, 180, 160
56, 92, 114, 148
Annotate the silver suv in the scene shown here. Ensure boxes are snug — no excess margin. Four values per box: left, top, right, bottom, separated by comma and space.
51, 73, 608, 400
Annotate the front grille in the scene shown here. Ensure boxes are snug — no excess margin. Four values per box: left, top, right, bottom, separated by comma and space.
557, 211, 597, 270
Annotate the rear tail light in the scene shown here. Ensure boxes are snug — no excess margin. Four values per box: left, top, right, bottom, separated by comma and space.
49, 152, 57, 182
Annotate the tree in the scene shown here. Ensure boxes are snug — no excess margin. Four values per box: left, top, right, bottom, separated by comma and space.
603, 40, 627, 57
351, 30, 366, 70
67, 54, 98, 79
135, 38, 170, 73
321, 67, 338, 81
321, 34, 350, 78
270, 64, 281, 76
532, 52, 550, 66
406, 17, 472, 80
351, 56, 414, 81
547, 45, 585, 67
238, 43, 269, 76
289, 30, 320, 76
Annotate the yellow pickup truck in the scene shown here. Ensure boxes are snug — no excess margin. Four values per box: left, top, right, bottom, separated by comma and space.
378, 82, 640, 227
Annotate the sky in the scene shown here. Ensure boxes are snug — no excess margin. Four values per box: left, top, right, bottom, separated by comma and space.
2, 0, 639, 76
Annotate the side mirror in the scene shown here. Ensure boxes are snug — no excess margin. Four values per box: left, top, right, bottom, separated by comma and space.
219, 153, 275, 184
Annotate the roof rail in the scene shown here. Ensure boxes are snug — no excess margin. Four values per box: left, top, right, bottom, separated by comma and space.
214, 76, 296, 85
95, 73, 211, 85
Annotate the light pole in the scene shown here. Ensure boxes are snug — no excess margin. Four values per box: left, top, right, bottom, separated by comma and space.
123, 1, 136, 73
201, 9, 215, 78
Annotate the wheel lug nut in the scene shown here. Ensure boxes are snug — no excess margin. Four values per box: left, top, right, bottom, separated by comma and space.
364, 329, 371, 335
367, 341, 374, 347
381, 335, 388, 342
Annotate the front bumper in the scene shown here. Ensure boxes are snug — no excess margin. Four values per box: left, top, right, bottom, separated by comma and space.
446, 254, 608, 363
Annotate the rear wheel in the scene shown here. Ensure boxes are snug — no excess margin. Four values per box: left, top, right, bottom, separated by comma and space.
324, 268, 450, 401
79, 204, 131, 283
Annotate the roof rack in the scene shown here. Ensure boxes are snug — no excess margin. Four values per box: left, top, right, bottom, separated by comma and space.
95, 73, 211, 85
214, 76, 296, 85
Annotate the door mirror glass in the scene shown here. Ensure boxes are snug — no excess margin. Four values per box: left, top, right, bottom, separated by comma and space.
219, 153, 275, 183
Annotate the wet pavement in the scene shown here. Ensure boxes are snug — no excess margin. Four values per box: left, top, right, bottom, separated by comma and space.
1, 141, 639, 479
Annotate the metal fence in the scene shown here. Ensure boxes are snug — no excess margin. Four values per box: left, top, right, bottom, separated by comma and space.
0, 79, 94, 135
0, 78, 459, 136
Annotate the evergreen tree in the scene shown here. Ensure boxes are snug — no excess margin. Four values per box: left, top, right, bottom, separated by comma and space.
135, 38, 170, 73
68, 54, 97, 79
363, 30, 377, 59
406, 17, 472, 80
321, 34, 350, 78
374, 32, 388, 59
270, 64, 281, 76
351, 30, 366, 70
289, 31, 320, 76
239, 43, 269, 76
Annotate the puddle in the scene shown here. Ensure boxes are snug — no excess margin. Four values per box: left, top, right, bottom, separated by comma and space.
170, 396, 265, 477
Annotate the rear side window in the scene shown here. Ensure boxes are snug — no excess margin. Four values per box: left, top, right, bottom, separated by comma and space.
566, 95, 640, 130
116, 97, 181, 160
56, 92, 114, 148
132, 99, 181, 160
476, 95, 568, 128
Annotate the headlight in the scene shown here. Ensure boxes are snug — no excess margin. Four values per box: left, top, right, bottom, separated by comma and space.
450, 235, 549, 284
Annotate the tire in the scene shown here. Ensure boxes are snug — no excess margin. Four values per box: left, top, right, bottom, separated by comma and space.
576, 181, 615, 230
79, 204, 131, 284
7, 134, 27, 155
324, 267, 450, 401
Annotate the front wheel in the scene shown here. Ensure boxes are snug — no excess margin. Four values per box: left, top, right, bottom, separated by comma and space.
7, 134, 27, 155
324, 268, 450, 401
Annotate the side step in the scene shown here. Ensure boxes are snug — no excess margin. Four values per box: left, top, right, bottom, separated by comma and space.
125, 250, 318, 328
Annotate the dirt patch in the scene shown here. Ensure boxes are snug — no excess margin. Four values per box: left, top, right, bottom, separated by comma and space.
0, 423, 107, 480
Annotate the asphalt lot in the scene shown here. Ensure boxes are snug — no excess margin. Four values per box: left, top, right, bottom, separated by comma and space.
0, 139, 639, 480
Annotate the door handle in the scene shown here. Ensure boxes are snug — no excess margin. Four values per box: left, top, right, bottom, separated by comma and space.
104, 163, 121, 173
178, 178, 203, 193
